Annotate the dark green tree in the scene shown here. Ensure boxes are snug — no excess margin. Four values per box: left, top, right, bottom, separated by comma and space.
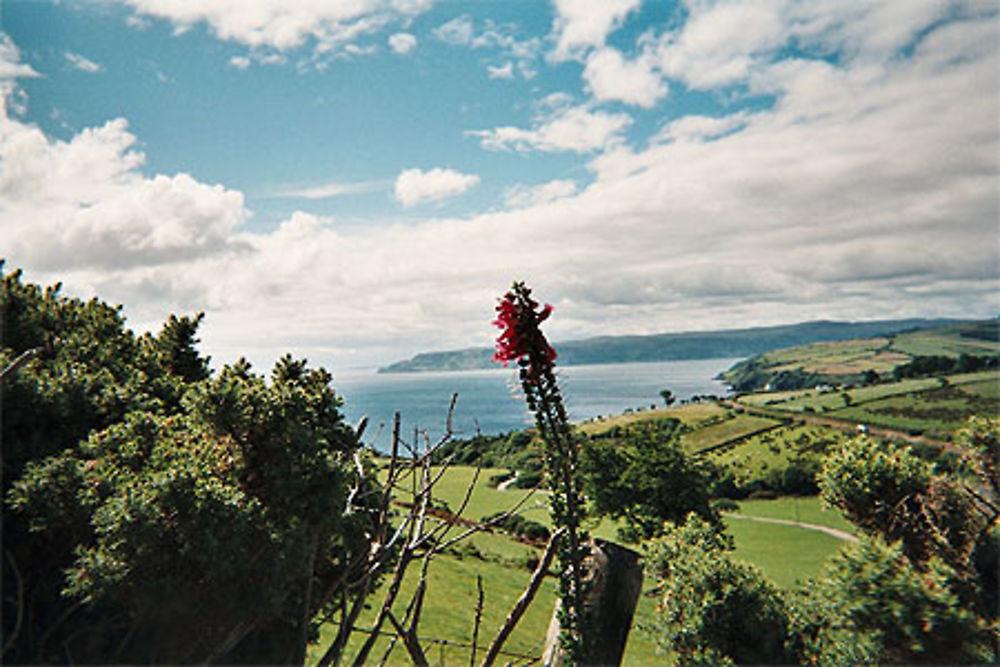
145, 312, 211, 383
581, 419, 717, 541
2, 266, 378, 664
659, 388, 675, 407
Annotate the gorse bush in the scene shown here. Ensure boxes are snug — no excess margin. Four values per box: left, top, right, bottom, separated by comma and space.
2, 267, 379, 664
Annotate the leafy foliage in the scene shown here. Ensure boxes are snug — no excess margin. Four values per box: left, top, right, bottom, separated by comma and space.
2, 267, 376, 664
645, 515, 792, 666
581, 419, 717, 541
790, 537, 993, 665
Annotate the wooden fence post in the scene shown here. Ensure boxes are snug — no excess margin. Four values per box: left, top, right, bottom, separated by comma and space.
541, 539, 643, 666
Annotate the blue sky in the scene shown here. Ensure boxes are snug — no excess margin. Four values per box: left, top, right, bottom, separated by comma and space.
1, 1, 997, 370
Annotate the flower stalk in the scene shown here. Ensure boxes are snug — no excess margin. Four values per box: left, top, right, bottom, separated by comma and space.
492, 282, 589, 659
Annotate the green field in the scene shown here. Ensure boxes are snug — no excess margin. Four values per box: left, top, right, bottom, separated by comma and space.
727, 518, 847, 589
735, 496, 856, 534
310, 462, 854, 665
679, 412, 783, 453
721, 320, 999, 392
704, 424, 847, 488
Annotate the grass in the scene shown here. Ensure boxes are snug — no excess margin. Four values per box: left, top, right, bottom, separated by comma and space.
828, 380, 1000, 439
735, 496, 856, 534
577, 402, 726, 436
702, 424, 847, 488
726, 517, 846, 589
306, 548, 558, 665
679, 413, 783, 452
319, 460, 852, 665
890, 327, 1000, 358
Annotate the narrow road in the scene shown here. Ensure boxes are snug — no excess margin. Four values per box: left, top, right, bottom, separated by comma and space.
722, 512, 858, 543
496, 471, 519, 492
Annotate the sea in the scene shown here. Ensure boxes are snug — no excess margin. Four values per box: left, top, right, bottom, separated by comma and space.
332, 358, 740, 451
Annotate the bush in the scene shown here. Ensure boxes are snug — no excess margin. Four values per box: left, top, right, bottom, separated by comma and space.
645, 515, 793, 665
481, 512, 550, 542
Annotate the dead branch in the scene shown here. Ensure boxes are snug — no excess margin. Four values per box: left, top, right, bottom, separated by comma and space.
470, 575, 484, 667
386, 610, 429, 667
481, 528, 564, 667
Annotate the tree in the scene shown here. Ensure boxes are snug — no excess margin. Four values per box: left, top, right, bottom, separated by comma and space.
145, 312, 211, 383
659, 389, 675, 407
581, 419, 717, 541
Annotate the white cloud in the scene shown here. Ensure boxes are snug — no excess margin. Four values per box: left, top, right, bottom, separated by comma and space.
388, 32, 417, 54
0, 113, 248, 271
433, 15, 542, 79
656, 112, 748, 143
120, 0, 430, 54
0, 34, 39, 82
486, 61, 514, 79
65, 52, 104, 73
583, 47, 666, 108
275, 180, 385, 199
432, 15, 474, 46
343, 43, 378, 56
550, 0, 641, 61
467, 104, 631, 153
229, 55, 251, 69
504, 179, 577, 209
394, 167, 480, 207
656, 0, 785, 89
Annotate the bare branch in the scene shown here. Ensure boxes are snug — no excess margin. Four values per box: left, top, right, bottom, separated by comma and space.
385, 610, 429, 667
470, 575, 484, 667
0, 347, 41, 382
435, 485, 543, 553
481, 528, 564, 667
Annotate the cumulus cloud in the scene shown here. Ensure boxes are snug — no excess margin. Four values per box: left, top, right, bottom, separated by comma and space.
467, 104, 631, 153
583, 47, 666, 108
432, 15, 474, 46
550, 0, 641, 61
655, 0, 785, 89
119, 0, 430, 54
388, 32, 417, 54
0, 34, 38, 81
0, 113, 248, 271
486, 61, 514, 79
433, 15, 542, 79
229, 55, 251, 69
394, 167, 480, 207
656, 112, 749, 143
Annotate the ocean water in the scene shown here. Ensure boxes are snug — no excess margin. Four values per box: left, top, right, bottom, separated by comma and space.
333, 358, 739, 450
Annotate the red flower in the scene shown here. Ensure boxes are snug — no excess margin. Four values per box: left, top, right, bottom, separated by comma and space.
491, 284, 557, 376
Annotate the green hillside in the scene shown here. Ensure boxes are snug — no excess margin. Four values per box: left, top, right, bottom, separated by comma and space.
721, 319, 999, 392
379, 318, 965, 372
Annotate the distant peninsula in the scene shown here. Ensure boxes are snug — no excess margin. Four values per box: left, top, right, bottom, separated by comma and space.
378, 318, 966, 373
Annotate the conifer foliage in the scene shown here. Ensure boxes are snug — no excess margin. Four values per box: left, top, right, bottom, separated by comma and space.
1, 266, 377, 664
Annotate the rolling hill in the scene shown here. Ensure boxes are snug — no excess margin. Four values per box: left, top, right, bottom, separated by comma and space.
378, 318, 969, 373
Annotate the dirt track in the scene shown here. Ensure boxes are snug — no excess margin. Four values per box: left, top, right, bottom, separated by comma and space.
723, 512, 858, 543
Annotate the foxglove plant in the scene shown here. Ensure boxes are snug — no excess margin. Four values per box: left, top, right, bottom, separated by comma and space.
492, 281, 589, 658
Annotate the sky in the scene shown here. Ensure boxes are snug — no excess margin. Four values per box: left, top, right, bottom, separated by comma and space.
1, 0, 998, 372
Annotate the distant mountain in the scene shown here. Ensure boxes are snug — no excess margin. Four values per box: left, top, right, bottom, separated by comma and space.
378, 318, 968, 373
